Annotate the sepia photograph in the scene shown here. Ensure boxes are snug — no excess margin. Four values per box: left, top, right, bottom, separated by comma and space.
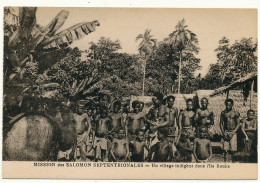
2, 7, 258, 179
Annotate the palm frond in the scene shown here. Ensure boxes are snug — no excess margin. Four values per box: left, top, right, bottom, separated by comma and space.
136, 29, 157, 56
136, 34, 143, 41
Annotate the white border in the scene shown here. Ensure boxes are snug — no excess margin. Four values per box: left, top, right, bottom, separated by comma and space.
0, 0, 259, 183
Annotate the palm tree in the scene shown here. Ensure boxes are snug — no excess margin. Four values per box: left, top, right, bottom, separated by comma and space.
165, 19, 199, 110
136, 29, 157, 96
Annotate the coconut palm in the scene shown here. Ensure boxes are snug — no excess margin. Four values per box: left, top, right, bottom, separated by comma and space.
165, 18, 199, 110
136, 29, 157, 96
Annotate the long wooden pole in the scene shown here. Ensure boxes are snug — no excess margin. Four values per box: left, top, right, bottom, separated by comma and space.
177, 51, 182, 112
142, 55, 146, 97
250, 80, 254, 110
226, 90, 229, 100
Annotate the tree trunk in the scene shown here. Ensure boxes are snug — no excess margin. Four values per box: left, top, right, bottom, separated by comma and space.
142, 56, 146, 97
250, 79, 254, 110
177, 51, 182, 112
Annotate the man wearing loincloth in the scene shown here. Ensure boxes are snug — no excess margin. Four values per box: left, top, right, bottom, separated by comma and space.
164, 95, 178, 142
220, 98, 240, 162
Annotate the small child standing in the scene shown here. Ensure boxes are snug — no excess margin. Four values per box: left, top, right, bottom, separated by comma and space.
94, 106, 112, 162
110, 129, 130, 162
193, 125, 212, 163
148, 128, 173, 162
174, 131, 192, 162
130, 129, 149, 162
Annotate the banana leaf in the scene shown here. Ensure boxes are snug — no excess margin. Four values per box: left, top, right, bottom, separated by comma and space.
32, 10, 69, 48
39, 20, 100, 50
8, 7, 37, 48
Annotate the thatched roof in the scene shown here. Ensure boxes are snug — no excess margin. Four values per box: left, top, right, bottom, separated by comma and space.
210, 72, 257, 97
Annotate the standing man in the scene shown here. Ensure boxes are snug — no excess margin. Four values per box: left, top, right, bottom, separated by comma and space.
220, 99, 240, 162
164, 95, 178, 142
146, 92, 177, 156
146, 92, 167, 131
194, 97, 214, 139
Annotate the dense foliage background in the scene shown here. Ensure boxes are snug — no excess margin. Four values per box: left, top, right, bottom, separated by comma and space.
3, 8, 258, 121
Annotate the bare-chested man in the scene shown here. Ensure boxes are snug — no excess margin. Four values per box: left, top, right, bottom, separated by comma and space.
146, 92, 176, 153
178, 98, 195, 141
94, 106, 112, 162
220, 99, 240, 162
241, 110, 257, 162
194, 97, 214, 139
193, 125, 212, 163
110, 128, 129, 162
146, 93, 167, 127
74, 103, 92, 161
146, 92, 166, 140
164, 95, 178, 141
127, 100, 146, 141
56, 104, 77, 162
148, 128, 173, 162
130, 129, 149, 162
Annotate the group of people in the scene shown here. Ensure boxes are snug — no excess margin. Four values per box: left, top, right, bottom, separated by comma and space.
53, 92, 257, 163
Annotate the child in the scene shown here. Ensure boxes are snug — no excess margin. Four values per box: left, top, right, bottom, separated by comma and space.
57, 104, 77, 162
110, 128, 130, 162
178, 98, 195, 141
220, 99, 240, 162
148, 128, 173, 162
241, 110, 257, 162
174, 131, 192, 162
193, 125, 212, 163
94, 106, 112, 162
139, 101, 145, 112
127, 100, 146, 141
74, 103, 92, 161
110, 101, 126, 137
130, 129, 149, 162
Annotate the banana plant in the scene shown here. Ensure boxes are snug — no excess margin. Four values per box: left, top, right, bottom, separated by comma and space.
4, 7, 100, 82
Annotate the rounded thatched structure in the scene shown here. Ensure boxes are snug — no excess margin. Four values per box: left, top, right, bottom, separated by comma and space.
3, 112, 58, 161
